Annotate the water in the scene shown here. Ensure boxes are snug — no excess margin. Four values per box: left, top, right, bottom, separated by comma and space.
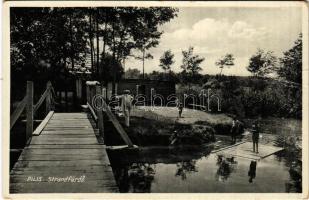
108, 146, 300, 193
107, 117, 301, 193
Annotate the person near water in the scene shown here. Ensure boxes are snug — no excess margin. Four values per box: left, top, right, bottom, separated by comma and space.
121, 90, 133, 127
178, 102, 183, 118
248, 161, 257, 183
230, 118, 238, 144
252, 121, 260, 153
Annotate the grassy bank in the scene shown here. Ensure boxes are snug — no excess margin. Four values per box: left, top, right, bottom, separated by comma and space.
131, 106, 235, 135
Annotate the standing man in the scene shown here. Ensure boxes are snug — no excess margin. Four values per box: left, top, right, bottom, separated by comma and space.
252, 121, 260, 153
121, 90, 134, 127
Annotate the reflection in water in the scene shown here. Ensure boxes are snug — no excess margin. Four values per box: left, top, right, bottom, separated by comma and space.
109, 143, 301, 192
275, 134, 302, 192
248, 161, 257, 183
117, 163, 156, 193
175, 160, 198, 180
215, 155, 238, 182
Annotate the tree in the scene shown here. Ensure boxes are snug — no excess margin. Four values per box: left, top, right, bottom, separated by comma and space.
159, 50, 174, 73
10, 7, 178, 95
131, 8, 178, 79
215, 54, 235, 75
98, 53, 123, 83
125, 68, 141, 79
10, 8, 88, 86
180, 47, 205, 87
247, 49, 277, 77
135, 52, 153, 79
97, 7, 178, 90
180, 46, 205, 77
278, 34, 302, 84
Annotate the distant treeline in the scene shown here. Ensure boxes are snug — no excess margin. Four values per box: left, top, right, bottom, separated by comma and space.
124, 35, 302, 119
178, 75, 301, 119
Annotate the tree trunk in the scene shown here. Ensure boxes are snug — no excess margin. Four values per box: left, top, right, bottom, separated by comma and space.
123, 58, 126, 79
69, 14, 75, 70
101, 14, 108, 86
102, 11, 107, 59
142, 48, 145, 80
111, 22, 116, 95
96, 11, 100, 78
89, 12, 94, 74
220, 67, 223, 76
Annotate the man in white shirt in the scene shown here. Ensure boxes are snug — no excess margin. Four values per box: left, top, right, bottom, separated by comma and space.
121, 90, 134, 127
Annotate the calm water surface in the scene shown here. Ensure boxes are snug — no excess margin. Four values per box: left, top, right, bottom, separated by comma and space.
108, 118, 301, 193
108, 146, 298, 193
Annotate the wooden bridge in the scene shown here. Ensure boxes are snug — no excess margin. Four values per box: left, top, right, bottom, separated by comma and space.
10, 81, 135, 193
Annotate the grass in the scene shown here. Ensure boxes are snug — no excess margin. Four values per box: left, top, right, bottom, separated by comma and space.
131, 106, 232, 125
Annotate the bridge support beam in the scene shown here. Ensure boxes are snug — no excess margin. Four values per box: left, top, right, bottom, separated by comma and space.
26, 81, 33, 145
96, 85, 104, 141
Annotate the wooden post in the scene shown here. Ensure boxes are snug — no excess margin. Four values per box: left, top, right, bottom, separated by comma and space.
76, 78, 82, 104
65, 86, 68, 111
96, 85, 104, 140
102, 87, 106, 100
26, 81, 33, 145
46, 82, 52, 114
86, 85, 90, 104
90, 86, 94, 103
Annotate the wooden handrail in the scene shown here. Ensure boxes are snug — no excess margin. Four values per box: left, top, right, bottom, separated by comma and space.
10, 81, 56, 146
86, 83, 134, 147
101, 99, 134, 147
33, 111, 54, 136
10, 95, 27, 129
33, 87, 51, 114
87, 102, 98, 121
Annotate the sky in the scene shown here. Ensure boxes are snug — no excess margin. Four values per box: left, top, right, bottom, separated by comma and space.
124, 6, 302, 76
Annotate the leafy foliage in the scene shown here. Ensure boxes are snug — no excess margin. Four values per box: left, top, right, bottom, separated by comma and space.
277, 34, 302, 84
180, 47, 205, 85
247, 49, 277, 77
159, 50, 175, 72
10, 7, 178, 95
180, 47, 205, 75
99, 53, 124, 82
215, 54, 235, 75
125, 68, 141, 79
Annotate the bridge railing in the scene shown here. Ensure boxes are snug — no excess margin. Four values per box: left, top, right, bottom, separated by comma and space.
85, 82, 104, 139
86, 82, 134, 147
10, 81, 57, 145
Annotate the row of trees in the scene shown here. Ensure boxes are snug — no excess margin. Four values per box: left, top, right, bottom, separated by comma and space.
247, 34, 302, 84
156, 48, 234, 78
150, 34, 301, 85
125, 35, 302, 119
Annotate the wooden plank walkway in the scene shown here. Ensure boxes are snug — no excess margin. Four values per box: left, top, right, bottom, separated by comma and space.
10, 112, 119, 193
215, 142, 283, 160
